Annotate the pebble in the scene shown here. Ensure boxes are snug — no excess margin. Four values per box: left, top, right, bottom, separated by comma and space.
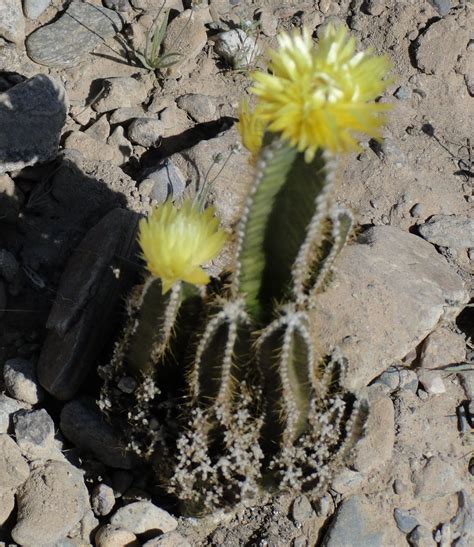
92, 483, 116, 516
84, 115, 110, 143
69, 508, 99, 544
109, 106, 147, 125
107, 126, 133, 165
415, 17, 469, 75
0, 434, 30, 490
93, 77, 148, 114
0, 0, 25, 44
394, 508, 419, 534
365, 0, 386, 16
292, 495, 314, 523
410, 203, 424, 218
11, 460, 90, 546
23, 0, 51, 19
310, 226, 468, 390
60, 398, 135, 469
414, 456, 463, 500
429, 0, 451, 16
140, 159, 186, 204
331, 468, 365, 496
408, 525, 436, 547
13, 408, 63, 461
394, 86, 412, 100
26, 0, 123, 68
3, 358, 44, 404
0, 393, 28, 433
95, 525, 139, 547
142, 531, 192, 547
128, 118, 163, 147
418, 371, 446, 395
0, 74, 68, 175
103, 0, 132, 12
64, 131, 121, 164
214, 28, 261, 69
176, 94, 217, 123
110, 501, 178, 535
418, 214, 474, 249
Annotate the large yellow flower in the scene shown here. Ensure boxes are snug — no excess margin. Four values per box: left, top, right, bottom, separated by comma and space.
138, 199, 227, 293
250, 25, 391, 161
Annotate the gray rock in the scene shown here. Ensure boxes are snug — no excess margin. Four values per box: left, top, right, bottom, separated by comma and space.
310, 226, 468, 390
419, 326, 466, 369
0, 393, 29, 433
352, 386, 395, 474
84, 115, 110, 143
110, 501, 178, 534
410, 203, 425, 218
107, 126, 133, 165
60, 398, 135, 469
140, 159, 186, 204
0, 433, 30, 490
418, 215, 474, 249
214, 28, 261, 69
3, 358, 44, 404
415, 17, 469, 75
11, 460, 89, 546
95, 525, 139, 547
92, 483, 116, 516
0, 488, 15, 526
64, 131, 121, 164
408, 525, 436, 547
394, 508, 419, 534
13, 408, 63, 461
292, 495, 314, 524
394, 86, 412, 100
176, 94, 217, 123
142, 532, 191, 547
365, 0, 386, 16
69, 508, 99, 544
429, 0, 451, 16
109, 107, 147, 125
321, 495, 396, 546
93, 77, 148, 114
26, 1, 123, 68
0, 0, 25, 44
23, 0, 51, 19
128, 118, 163, 147
331, 469, 365, 496
103, 0, 132, 12
414, 456, 463, 500
0, 74, 67, 175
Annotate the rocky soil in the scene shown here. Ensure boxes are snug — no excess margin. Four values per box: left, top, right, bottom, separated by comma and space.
0, 0, 473, 546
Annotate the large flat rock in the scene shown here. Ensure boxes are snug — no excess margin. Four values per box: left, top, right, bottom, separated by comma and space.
310, 226, 468, 390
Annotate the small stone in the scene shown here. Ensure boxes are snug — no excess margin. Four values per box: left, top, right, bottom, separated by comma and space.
26, 1, 123, 68
64, 131, 121, 164
109, 107, 147, 125
103, 0, 132, 12
107, 126, 133, 165
394, 508, 419, 534
292, 495, 314, 523
84, 115, 110, 143
418, 215, 474, 249
0, 393, 29, 433
365, 0, 386, 16
394, 86, 412, 100
408, 525, 436, 547
0, 434, 30, 490
257, 7, 278, 36
0, 75, 68, 175
13, 408, 63, 461
293, 537, 308, 547
142, 531, 191, 547
214, 28, 261, 69
176, 94, 217, 123
93, 77, 148, 114
140, 159, 186, 203
95, 525, 139, 547
117, 376, 137, 394
417, 388, 429, 400
69, 105, 93, 127
3, 358, 44, 404
60, 398, 135, 469
414, 456, 463, 500
11, 460, 90, 546
418, 371, 446, 395
429, 0, 451, 16
331, 468, 365, 496
128, 118, 163, 147
410, 203, 424, 218
399, 369, 419, 392
23, 0, 51, 19
374, 367, 400, 391
393, 479, 406, 494
69, 508, 99, 544
92, 484, 116, 516
0, 0, 25, 44
110, 501, 178, 535
314, 495, 332, 517
415, 17, 469, 75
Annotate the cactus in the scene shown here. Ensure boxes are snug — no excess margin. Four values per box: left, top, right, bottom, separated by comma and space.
99, 24, 392, 514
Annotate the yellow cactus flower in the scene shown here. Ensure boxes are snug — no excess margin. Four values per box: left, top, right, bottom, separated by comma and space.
138, 199, 227, 293
237, 99, 266, 163
250, 25, 392, 161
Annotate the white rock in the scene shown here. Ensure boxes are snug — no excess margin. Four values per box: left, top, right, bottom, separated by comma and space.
0, 393, 29, 433
110, 501, 178, 535
0, 434, 30, 490
95, 525, 139, 547
0, 0, 25, 44
418, 215, 474, 249
214, 28, 261, 69
23, 0, 51, 19
3, 358, 44, 404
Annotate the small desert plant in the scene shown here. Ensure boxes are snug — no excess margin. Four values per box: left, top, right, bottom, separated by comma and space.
99, 25, 391, 514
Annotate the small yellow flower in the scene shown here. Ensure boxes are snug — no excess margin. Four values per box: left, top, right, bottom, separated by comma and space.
237, 100, 266, 163
250, 25, 392, 161
138, 199, 227, 293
